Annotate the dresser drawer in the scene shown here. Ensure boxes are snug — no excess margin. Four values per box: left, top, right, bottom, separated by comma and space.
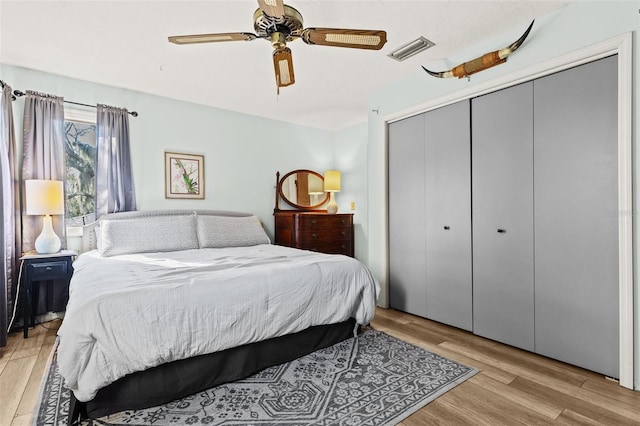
296, 215, 351, 230
298, 241, 353, 256
28, 261, 69, 280
296, 229, 350, 245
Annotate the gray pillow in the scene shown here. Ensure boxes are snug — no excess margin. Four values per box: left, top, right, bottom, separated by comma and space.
197, 215, 270, 248
99, 214, 199, 257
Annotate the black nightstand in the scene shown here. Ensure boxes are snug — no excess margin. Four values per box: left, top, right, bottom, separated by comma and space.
20, 250, 75, 338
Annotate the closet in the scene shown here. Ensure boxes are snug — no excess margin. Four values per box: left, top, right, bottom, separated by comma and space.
532, 55, 618, 378
472, 81, 535, 352
388, 55, 618, 377
389, 100, 472, 331
388, 114, 427, 318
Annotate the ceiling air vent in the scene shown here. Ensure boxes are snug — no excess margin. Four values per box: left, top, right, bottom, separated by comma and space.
387, 36, 435, 62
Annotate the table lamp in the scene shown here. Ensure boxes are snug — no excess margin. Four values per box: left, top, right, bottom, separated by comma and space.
323, 170, 341, 214
307, 173, 324, 204
25, 179, 64, 254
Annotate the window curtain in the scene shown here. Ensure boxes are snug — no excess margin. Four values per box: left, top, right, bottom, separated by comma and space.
95, 104, 136, 218
1, 83, 19, 347
22, 91, 66, 253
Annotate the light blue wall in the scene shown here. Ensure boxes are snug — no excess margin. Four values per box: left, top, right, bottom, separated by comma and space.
333, 122, 368, 261
366, 0, 639, 388
0, 64, 337, 240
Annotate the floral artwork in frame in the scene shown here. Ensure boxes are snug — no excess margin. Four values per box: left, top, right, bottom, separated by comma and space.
165, 151, 205, 199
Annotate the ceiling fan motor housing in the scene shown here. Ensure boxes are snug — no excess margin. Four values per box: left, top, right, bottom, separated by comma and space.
253, 5, 303, 42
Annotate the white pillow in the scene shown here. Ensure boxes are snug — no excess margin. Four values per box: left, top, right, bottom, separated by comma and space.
197, 215, 270, 248
99, 214, 199, 257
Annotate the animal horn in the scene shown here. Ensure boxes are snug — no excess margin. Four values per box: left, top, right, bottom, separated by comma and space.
421, 66, 453, 79
422, 19, 535, 79
498, 19, 535, 60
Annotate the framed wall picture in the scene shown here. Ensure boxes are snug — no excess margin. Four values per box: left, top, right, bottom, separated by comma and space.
165, 151, 205, 199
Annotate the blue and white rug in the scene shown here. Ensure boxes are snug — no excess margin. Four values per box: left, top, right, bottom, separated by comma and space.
36, 328, 476, 425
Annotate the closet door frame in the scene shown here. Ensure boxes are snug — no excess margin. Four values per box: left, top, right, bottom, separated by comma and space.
382, 32, 633, 388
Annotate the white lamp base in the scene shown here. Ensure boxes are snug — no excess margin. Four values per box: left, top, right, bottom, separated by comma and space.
326, 192, 338, 214
34, 214, 61, 254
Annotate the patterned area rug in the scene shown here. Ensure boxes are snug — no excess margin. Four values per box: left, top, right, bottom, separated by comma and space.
35, 329, 476, 425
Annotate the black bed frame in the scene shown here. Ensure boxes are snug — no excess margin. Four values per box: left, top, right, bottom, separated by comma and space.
68, 318, 357, 424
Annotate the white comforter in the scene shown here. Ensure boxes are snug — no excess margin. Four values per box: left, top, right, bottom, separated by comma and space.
57, 244, 379, 402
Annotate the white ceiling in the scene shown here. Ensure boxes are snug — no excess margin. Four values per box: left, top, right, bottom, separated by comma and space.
0, 0, 573, 131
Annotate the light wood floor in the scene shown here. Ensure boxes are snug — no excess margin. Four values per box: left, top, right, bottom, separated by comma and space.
0, 319, 60, 426
372, 308, 640, 425
1, 309, 639, 425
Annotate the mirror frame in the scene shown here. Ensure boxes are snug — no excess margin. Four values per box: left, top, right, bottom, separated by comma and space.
276, 169, 330, 211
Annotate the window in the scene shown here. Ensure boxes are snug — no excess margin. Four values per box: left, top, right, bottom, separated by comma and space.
64, 109, 96, 226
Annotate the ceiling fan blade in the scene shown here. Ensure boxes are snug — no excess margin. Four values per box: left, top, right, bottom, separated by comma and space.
257, 0, 285, 19
273, 47, 295, 89
301, 28, 387, 50
168, 32, 258, 45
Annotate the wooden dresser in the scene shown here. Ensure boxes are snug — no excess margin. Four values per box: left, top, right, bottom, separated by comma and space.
274, 211, 354, 257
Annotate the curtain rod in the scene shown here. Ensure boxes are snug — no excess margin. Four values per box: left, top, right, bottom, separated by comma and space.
0, 79, 17, 100
12, 89, 139, 117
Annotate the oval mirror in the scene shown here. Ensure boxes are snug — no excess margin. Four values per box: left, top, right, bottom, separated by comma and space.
278, 169, 329, 210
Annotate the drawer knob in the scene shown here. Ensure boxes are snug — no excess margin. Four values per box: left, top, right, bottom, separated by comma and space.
497, 229, 506, 233
443, 226, 450, 230
311, 233, 317, 239
341, 231, 345, 236
311, 220, 316, 225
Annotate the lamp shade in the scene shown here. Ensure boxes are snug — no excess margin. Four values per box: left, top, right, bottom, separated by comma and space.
323, 171, 341, 192
25, 180, 64, 215
308, 174, 324, 195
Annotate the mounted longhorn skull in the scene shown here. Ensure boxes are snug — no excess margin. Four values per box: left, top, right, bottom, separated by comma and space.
423, 20, 534, 79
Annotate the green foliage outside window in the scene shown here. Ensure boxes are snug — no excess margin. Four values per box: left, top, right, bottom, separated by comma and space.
64, 121, 96, 222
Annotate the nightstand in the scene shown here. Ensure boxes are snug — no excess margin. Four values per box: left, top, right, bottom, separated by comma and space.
20, 250, 75, 338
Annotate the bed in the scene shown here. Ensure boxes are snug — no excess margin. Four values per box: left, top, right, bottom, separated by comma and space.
57, 210, 379, 422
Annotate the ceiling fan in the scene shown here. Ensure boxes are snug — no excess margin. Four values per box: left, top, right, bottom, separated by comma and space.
168, 0, 387, 91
